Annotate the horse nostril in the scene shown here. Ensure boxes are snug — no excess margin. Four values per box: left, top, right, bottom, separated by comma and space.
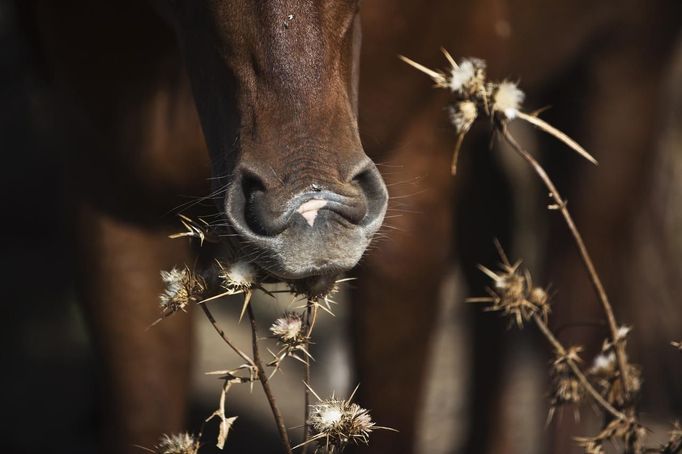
241, 170, 266, 211
350, 163, 389, 228
234, 167, 289, 237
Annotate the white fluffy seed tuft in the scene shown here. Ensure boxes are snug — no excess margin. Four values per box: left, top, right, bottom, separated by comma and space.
449, 59, 476, 92
155, 433, 200, 454
159, 267, 205, 314
220, 261, 257, 294
448, 100, 478, 134
307, 399, 376, 449
270, 313, 304, 343
493, 81, 525, 119
590, 352, 617, 375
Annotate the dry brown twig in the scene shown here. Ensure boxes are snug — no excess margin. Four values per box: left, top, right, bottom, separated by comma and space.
153, 215, 388, 452
402, 50, 679, 453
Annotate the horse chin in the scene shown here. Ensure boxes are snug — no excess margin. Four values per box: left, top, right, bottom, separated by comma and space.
287, 274, 341, 299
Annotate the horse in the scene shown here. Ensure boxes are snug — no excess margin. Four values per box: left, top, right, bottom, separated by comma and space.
20, 0, 681, 452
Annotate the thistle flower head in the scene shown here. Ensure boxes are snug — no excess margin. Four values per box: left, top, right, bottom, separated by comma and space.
576, 439, 605, 454
589, 351, 617, 376
307, 398, 376, 451
658, 422, 682, 453
606, 362, 641, 407
549, 346, 585, 410
576, 418, 646, 454
218, 261, 257, 294
616, 325, 632, 342
154, 433, 200, 454
591, 336, 641, 407
159, 267, 206, 315
492, 81, 525, 119
469, 245, 550, 328
270, 312, 305, 345
449, 58, 486, 96
448, 100, 478, 134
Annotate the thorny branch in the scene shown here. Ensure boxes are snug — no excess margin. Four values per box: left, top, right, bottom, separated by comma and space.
498, 123, 633, 401
199, 302, 255, 367
247, 303, 293, 454
532, 313, 627, 421
301, 299, 315, 454
400, 50, 682, 453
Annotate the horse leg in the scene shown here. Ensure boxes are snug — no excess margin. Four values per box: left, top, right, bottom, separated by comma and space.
351, 95, 455, 453
76, 204, 194, 453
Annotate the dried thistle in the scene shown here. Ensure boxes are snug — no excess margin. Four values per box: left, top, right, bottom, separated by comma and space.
448, 101, 478, 134
577, 439, 605, 454
467, 244, 550, 328
448, 57, 487, 99
400, 50, 598, 174
168, 214, 218, 245
652, 421, 682, 454
492, 81, 525, 120
591, 330, 641, 408
271, 312, 306, 345
297, 385, 393, 453
549, 346, 585, 418
154, 433, 200, 454
199, 260, 259, 322
576, 418, 646, 454
267, 312, 312, 373
205, 376, 242, 450
218, 260, 257, 294
590, 351, 617, 377
159, 266, 206, 317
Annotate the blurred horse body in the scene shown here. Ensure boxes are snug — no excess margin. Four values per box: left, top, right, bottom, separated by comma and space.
20, 0, 681, 453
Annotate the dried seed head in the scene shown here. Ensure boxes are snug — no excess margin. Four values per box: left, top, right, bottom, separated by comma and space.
550, 347, 585, 410
576, 439, 605, 454
270, 312, 305, 345
576, 418, 646, 454
591, 338, 641, 407
449, 58, 487, 97
218, 261, 257, 294
492, 81, 525, 119
159, 267, 206, 315
673, 341, 682, 351
589, 351, 617, 377
448, 101, 478, 134
308, 399, 376, 450
607, 363, 641, 407
528, 287, 548, 307
657, 421, 682, 453
616, 325, 632, 342
155, 433, 200, 454
470, 250, 550, 328
449, 59, 475, 91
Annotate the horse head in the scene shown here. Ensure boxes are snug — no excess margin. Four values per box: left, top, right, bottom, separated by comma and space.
165, 0, 387, 288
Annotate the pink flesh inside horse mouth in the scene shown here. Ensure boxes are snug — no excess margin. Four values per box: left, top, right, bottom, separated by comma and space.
296, 199, 328, 227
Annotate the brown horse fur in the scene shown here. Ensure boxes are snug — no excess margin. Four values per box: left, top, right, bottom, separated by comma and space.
21, 0, 681, 453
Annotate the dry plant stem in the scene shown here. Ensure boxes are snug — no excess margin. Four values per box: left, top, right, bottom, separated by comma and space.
500, 123, 632, 398
199, 303, 254, 366
532, 314, 627, 420
246, 304, 293, 454
301, 300, 315, 454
